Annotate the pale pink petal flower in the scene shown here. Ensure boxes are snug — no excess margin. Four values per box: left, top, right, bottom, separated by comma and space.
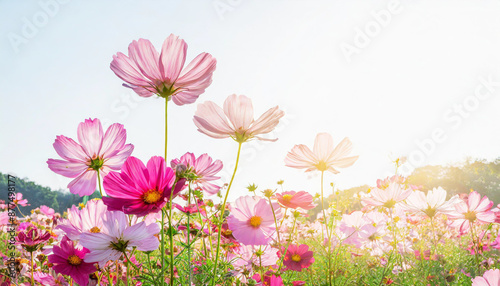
227, 196, 282, 245
472, 269, 500, 285
171, 152, 223, 195
339, 211, 370, 247
81, 211, 159, 267
110, 34, 216, 105
275, 191, 316, 210
285, 133, 358, 174
403, 187, 459, 218
47, 118, 134, 196
193, 94, 284, 143
14, 193, 29, 207
362, 182, 412, 209
57, 199, 108, 240
448, 191, 495, 234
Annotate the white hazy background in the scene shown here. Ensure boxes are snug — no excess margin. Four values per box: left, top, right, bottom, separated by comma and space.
2, 0, 500, 202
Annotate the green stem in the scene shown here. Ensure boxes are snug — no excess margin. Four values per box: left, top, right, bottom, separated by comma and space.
210, 142, 243, 286
429, 217, 446, 285
378, 251, 393, 286
259, 246, 264, 282
319, 171, 332, 285
30, 251, 34, 285
165, 98, 168, 160
126, 259, 129, 286
97, 169, 103, 197
16, 205, 26, 218
470, 221, 481, 274
160, 210, 165, 286
123, 251, 140, 271
166, 180, 180, 285
389, 208, 404, 281
268, 196, 281, 249
187, 184, 193, 285
115, 260, 119, 285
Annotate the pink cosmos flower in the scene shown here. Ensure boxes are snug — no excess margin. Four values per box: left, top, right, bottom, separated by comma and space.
284, 133, 358, 174
357, 224, 391, 256
339, 211, 370, 247
230, 245, 279, 275
403, 187, 458, 218
40, 205, 55, 217
58, 199, 108, 240
376, 175, 406, 189
0, 211, 8, 226
264, 275, 285, 286
81, 210, 160, 267
193, 94, 284, 143
110, 34, 216, 105
47, 118, 134, 196
281, 244, 314, 272
362, 182, 412, 209
448, 191, 495, 234
13, 193, 29, 207
171, 152, 223, 195
48, 236, 96, 286
472, 269, 500, 286
275, 191, 316, 210
102, 156, 184, 216
33, 272, 69, 286
227, 196, 282, 245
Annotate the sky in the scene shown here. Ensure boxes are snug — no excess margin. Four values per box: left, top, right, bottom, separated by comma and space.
2, 0, 500, 203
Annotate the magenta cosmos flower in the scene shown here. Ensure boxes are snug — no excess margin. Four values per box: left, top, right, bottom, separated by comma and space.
285, 133, 358, 174
227, 196, 282, 245
193, 94, 284, 143
362, 182, 412, 209
58, 199, 108, 240
472, 269, 500, 286
276, 191, 316, 210
102, 156, 184, 216
171, 152, 223, 195
16, 226, 51, 252
110, 34, 216, 105
48, 236, 96, 286
81, 211, 160, 267
47, 118, 134, 196
282, 244, 315, 272
448, 191, 495, 234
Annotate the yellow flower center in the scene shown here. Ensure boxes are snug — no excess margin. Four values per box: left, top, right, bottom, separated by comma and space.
464, 211, 477, 222
90, 226, 101, 233
143, 189, 162, 204
67, 255, 82, 266
291, 254, 302, 262
249, 216, 262, 228
314, 160, 328, 171
383, 199, 397, 209
424, 206, 437, 218
282, 194, 293, 202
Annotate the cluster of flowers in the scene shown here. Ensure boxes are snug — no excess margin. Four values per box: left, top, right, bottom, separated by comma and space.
2, 33, 500, 285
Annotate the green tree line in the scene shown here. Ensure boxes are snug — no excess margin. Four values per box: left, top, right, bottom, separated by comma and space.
0, 172, 100, 215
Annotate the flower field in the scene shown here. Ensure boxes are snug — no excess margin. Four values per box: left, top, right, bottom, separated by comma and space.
3, 34, 500, 286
